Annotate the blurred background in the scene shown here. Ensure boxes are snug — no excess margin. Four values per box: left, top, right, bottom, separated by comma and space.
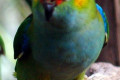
0, 0, 120, 80
0, 0, 31, 80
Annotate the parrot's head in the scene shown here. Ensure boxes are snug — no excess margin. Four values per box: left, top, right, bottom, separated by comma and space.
32, 0, 96, 29
32, 0, 65, 21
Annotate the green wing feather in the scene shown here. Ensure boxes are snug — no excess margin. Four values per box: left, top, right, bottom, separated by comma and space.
14, 14, 32, 59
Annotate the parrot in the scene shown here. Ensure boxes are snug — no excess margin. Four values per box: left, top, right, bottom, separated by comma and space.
14, 0, 109, 80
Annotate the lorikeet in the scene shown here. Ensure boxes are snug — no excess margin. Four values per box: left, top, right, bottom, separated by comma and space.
14, 0, 109, 80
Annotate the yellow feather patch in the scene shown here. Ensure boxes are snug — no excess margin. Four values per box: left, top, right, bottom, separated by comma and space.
74, 0, 88, 8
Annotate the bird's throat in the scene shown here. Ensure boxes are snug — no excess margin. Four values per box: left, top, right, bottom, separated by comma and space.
43, 3, 55, 21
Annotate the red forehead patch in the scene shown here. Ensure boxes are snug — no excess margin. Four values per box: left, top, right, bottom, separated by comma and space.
40, 0, 64, 6
56, 0, 63, 5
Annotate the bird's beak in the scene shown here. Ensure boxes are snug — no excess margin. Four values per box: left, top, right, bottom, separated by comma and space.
43, 2, 55, 21
41, 0, 64, 21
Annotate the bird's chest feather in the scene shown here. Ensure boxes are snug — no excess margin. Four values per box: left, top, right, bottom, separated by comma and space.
30, 17, 105, 76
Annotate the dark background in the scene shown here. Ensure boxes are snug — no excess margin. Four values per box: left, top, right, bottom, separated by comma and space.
96, 0, 120, 66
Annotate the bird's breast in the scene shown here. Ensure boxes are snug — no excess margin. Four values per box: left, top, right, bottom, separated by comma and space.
31, 18, 105, 79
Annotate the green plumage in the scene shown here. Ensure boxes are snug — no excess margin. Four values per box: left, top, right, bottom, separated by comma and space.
14, 0, 109, 80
